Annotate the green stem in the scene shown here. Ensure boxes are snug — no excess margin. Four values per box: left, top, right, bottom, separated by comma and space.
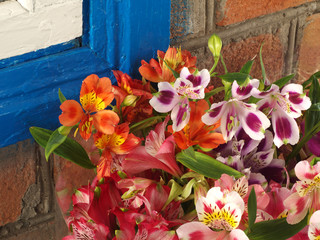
204, 86, 224, 100
286, 120, 320, 163
220, 54, 228, 74
209, 57, 219, 74
129, 115, 166, 132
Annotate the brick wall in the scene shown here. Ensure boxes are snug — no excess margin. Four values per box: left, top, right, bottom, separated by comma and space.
1, 1, 320, 239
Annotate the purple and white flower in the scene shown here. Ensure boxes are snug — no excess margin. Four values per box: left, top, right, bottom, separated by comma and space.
252, 83, 311, 147
150, 67, 210, 131
202, 99, 270, 141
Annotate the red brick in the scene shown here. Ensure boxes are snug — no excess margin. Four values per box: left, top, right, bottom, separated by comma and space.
298, 14, 320, 83
53, 134, 96, 215
216, 0, 314, 26
0, 140, 36, 226
214, 34, 285, 83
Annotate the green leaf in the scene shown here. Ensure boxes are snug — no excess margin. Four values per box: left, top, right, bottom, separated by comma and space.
305, 74, 320, 134
240, 60, 254, 74
218, 72, 249, 86
45, 128, 67, 161
176, 147, 243, 179
247, 215, 308, 240
273, 74, 295, 89
204, 86, 224, 100
180, 178, 196, 200
287, 120, 320, 161
247, 187, 257, 230
58, 125, 73, 136
309, 103, 320, 111
30, 127, 95, 169
163, 179, 183, 210
259, 43, 266, 86
158, 56, 180, 79
58, 88, 67, 104
302, 71, 320, 89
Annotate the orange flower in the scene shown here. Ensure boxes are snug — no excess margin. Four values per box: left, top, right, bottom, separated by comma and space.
139, 47, 197, 83
59, 74, 119, 140
168, 99, 225, 150
93, 123, 141, 179
113, 70, 153, 123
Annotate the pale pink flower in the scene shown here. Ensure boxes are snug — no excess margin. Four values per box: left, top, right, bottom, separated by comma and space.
308, 210, 320, 240
284, 161, 320, 224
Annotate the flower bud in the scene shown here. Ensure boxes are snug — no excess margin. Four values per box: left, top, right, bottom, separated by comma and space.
123, 95, 138, 107
208, 34, 222, 59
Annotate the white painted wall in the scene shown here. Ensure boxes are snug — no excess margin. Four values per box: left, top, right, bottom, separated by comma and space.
0, 0, 82, 60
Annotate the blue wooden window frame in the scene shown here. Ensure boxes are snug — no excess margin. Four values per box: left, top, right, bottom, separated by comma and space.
0, 0, 170, 148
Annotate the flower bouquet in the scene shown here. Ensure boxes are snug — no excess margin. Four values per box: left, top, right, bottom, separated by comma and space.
30, 34, 320, 240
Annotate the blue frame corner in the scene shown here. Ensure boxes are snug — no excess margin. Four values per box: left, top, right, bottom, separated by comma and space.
0, 0, 170, 148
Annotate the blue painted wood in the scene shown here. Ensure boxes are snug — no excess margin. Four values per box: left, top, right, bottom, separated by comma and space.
0, 0, 171, 148
0, 39, 80, 69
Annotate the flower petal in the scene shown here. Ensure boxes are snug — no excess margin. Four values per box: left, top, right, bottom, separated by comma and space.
202, 101, 226, 126
150, 82, 179, 112
236, 127, 260, 156
284, 193, 310, 224
251, 84, 279, 98
228, 229, 249, 240
176, 222, 224, 240
272, 106, 299, 148
171, 98, 190, 132
93, 110, 120, 135
308, 210, 320, 240
231, 79, 259, 100
59, 100, 84, 126
239, 106, 271, 141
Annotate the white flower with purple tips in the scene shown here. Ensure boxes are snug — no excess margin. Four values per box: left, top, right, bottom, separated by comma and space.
150, 67, 210, 132
252, 83, 311, 147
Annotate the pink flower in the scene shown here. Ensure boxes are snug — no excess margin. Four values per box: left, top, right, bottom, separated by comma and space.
123, 117, 182, 177
176, 186, 249, 240
284, 160, 320, 224
308, 210, 320, 240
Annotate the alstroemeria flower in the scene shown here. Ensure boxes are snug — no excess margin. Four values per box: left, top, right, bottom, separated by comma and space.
112, 70, 153, 123
123, 117, 182, 177
284, 160, 320, 224
176, 187, 248, 240
202, 98, 270, 141
168, 100, 225, 150
93, 123, 141, 179
308, 210, 320, 240
139, 47, 197, 83
252, 83, 311, 147
150, 67, 210, 131
59, 74, 119, 140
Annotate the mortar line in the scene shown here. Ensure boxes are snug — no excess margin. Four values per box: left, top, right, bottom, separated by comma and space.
171, 2, 317, 49
285, 18, 297, 76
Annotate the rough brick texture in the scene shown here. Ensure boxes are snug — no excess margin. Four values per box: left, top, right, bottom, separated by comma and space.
216, 0, 314, 26
297, 13, 320, 83
0, 140, 36, 226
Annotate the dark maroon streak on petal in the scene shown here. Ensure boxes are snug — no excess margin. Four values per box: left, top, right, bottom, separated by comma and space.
237, 85, 253, 96
176, 104, 187, 126
187, 75, 202, 87
246, 113, 262, 132
275, 117, 292, 139
288, 92, 303, 105
159, 90, 175, 105
209, 104, 223, 118
260, 153, 269, 160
